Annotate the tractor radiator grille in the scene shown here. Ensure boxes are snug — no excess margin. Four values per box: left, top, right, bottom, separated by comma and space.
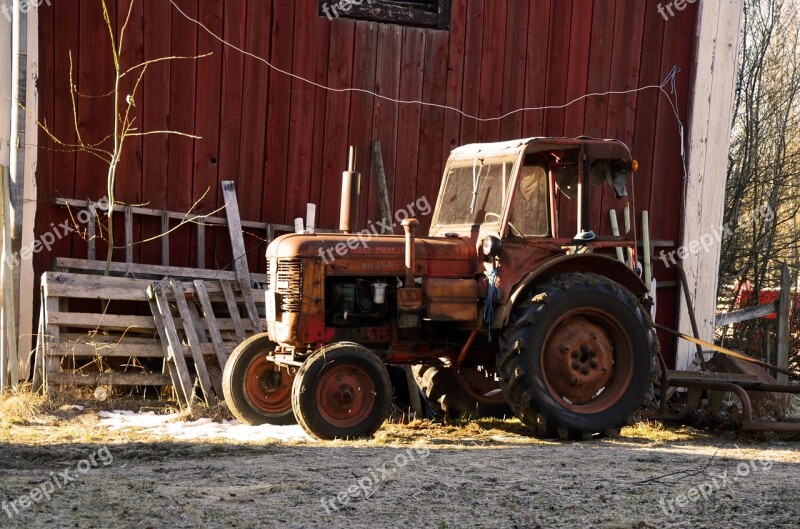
276, 259, 303, 313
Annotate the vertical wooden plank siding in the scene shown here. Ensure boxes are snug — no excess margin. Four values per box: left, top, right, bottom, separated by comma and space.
35, 0, 705, 367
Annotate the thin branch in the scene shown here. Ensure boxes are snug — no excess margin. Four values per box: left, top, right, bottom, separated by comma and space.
119, 52, 213, 79
68, 52, 86, 148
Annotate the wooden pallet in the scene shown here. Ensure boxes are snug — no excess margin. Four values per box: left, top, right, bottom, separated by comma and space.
36, 261, 265, 402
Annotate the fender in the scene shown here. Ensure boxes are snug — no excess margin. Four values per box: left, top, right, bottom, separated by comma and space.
493, 254, 649, 328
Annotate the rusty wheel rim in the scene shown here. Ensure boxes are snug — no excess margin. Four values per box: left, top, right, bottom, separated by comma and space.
244, 355, 293, 415
540, 309, 634, 414
455, 367, 506, 405
316, 365, 376, 428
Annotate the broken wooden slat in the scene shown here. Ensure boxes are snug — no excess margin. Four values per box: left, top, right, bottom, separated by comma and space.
220, 279, 247, 342
221, 181, 264, 334
149, 286, 196, 407
169, 280, 218, 405
193, 280, 230, 368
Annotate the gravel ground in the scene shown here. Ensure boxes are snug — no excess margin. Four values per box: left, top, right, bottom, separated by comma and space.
0, 407, 799, 529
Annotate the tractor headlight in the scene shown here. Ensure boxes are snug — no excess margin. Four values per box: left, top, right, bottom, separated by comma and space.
481, 236, 503, 261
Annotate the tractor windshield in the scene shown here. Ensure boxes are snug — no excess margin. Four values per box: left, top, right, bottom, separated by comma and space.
434, 159, 515, 228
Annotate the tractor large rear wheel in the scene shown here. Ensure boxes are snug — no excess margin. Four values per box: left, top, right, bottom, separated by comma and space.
222, 334, 296, 425
412, 365, 510, 420
497, 273, 658, 440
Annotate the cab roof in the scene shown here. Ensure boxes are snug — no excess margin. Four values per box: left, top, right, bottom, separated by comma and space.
449, 136, 632, 162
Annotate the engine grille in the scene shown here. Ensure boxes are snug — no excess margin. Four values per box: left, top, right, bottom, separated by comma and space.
275, 259, 303, 313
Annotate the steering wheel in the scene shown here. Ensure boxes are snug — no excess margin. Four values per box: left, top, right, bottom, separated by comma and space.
484, 212, 524, 237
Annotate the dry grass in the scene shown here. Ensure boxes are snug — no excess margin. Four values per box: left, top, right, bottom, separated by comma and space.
0, 384, 50, 426
165, 401, 234, 423
620, 420, 702, 443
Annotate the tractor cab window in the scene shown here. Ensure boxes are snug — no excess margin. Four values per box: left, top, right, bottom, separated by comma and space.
434, 159, 515, 228
508, 164, 549, 236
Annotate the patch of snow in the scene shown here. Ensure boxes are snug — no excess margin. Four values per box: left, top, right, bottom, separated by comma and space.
97, 410, 312, 442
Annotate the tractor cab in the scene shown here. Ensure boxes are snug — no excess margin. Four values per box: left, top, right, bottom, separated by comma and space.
430, 136, 637, 256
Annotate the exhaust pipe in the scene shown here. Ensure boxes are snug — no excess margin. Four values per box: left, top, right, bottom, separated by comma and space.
402, 218, 419, 287
339, 146, 361, 234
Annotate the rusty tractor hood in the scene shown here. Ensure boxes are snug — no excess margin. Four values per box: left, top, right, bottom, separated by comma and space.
266, 233, 476, 277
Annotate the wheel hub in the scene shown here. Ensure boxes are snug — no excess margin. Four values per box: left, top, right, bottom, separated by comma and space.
543, 316, 615, 405
317, 367, 376, 427
245, 355, 293, 414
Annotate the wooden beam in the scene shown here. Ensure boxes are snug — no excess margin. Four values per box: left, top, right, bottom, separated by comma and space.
677, 0, 744, 370
776, 263, 791, 384
53, 257, 268, 283
169, 280, 217, 405
193, 280, 230, 367
86, 205, 96, 261
1, 165, 17, 388
161, 211, 170, 267
42, 271, 266, 304
221, 181, 264, 334
47, 341, 237, 359
715, 302, 778, 327
123, 205, 132, 265
149, 286, 196, 406
196, 222, 205, 269
371, 141, 394, 234
220, 280, 247, 342
48, 371, 172, 386
0, 165, 7, 393
47, 312, 255, 333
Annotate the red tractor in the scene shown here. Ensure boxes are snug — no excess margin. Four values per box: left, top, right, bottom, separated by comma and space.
222, 137, 658, 440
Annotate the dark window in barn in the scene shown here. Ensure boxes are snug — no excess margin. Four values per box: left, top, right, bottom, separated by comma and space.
318, 0, 451, 30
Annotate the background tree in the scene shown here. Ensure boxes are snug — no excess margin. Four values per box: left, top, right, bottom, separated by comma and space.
718, 0, 800, 373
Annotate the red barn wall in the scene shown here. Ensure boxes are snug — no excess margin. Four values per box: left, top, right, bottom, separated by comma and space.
34, 0, 699, 366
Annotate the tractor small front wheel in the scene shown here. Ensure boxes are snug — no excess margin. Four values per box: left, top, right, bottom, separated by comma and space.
291, 343, 392, 440
222, 334, 296, 425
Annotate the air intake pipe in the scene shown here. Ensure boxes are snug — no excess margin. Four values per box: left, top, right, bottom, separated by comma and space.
402, 218, 419, 287
339, 146, 361, 234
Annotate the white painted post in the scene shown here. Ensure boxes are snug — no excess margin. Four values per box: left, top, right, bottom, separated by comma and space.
676, 0, 744, 370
